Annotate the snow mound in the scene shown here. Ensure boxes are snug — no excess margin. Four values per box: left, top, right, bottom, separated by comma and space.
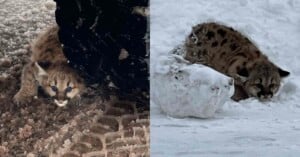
151, 50, 234, 118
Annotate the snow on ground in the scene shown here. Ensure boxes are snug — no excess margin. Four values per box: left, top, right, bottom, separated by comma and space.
0, 0, 56, 78
150, 0, 300, 156
0, 0, 55, 57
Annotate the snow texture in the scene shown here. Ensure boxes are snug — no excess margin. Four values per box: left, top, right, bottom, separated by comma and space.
152, 53, 234, 118
151, 0, 300, 156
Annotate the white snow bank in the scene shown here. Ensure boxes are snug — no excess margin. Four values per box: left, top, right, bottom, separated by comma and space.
151, 52, 234, 118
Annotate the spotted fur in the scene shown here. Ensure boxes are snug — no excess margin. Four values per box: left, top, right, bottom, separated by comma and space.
184, 22, 289, 101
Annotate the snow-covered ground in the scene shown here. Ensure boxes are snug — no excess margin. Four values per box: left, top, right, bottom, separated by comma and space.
150, 0, 300, 156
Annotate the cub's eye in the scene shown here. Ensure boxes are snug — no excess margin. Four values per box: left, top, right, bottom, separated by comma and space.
51, 86, 58, 92
65, 86, 73, 93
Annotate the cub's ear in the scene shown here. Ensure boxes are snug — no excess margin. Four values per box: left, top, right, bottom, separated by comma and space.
35, 61, 50, 76
237, 68, 249, 77
278, 68, 290, 77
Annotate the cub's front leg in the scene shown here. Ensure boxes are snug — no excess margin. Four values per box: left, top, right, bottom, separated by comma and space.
13, 63, 39, 105
231, 84, 249, 101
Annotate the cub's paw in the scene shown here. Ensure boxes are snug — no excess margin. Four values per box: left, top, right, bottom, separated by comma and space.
13, 92, 33, 105
230, 84, 249, 102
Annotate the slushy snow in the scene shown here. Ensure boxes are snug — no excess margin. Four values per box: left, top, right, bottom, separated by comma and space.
150, 0, 300, 156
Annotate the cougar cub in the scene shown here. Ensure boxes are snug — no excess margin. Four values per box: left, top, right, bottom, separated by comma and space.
184, 22, 289, 101
14, 26, 84, 107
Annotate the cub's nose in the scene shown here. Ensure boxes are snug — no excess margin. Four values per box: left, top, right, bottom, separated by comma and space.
54, 99, 68, 107
259, 94, 273, 101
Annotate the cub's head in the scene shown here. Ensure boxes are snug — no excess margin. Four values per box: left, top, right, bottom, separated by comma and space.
36, 62, 84, 107
237, 62, 289, 101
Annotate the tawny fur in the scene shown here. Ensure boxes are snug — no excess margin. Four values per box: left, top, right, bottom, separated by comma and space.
184, 22, 289, 101
14, 26, 84, 106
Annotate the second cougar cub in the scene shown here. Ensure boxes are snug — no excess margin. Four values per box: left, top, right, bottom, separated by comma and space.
14, 26, 85, 107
